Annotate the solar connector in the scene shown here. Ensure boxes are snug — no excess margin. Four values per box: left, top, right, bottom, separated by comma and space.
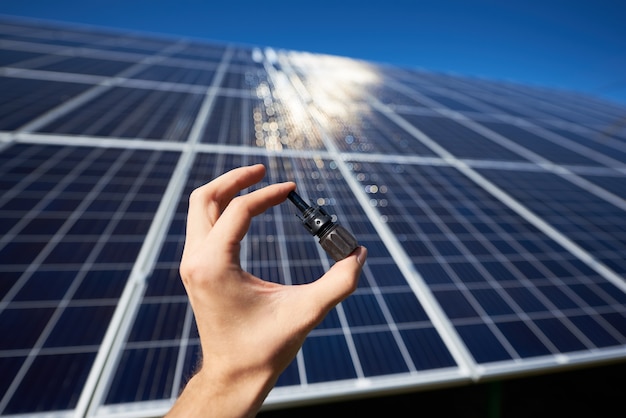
287, 191, 359, 261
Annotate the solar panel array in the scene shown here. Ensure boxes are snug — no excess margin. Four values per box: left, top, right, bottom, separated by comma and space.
1, 17, 626, 417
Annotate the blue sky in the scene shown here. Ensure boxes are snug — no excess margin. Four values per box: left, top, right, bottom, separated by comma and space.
1, 0, 625, 105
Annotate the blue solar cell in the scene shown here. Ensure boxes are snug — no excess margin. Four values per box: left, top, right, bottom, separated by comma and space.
568, 315, 621, 348
0, 76, 90, 130
6, 352, 96, 413
600, 313, 626, 339
399, 114, 527, 161
496, 320, 552, 358
456, 324, 512, 363
362, 263, 408, 287
20, 217, 66, 235
0, 241, 47, 265
275, 361, 301, 387
44, 241, 97, 264
96, 241, 144, 263
597, 282, 626, 305
127, 302, 188, 342
36, 56, 133, 76
568, 284, 613, 308
481, 121, 602, 166
313, 307, 343, 330
418, 262, 455, 285
289, 263, 326, 285
449, 262, 487, 283
433, 290, 479, 319
180, 344, 202, 387
0, 48, 41, 65
132, 64, 216, 85
534, 284, 580, 310
382, 292, 430, 323
0, 307, 56, 350
44, 306, 116, 347
342, 293, 388, 327
105, 347, 179, 403
479, 168, 626, 275
69, 218, 115, 235
13, 270, 76, 301
352, 331, 410, 376
401, 328, 457, 370
534, 318, 589, 352
144, 268, 187, 297
302, 335, 357, 383
504, 287, 549, 313
470, 288, 516, 316
74, 270, 129, 299
0, 272, 21, 299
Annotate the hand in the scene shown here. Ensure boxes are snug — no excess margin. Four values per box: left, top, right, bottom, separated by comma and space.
167, 164, 366, 417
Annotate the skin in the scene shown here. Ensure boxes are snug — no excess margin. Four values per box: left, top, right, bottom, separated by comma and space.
166, 164, 367, 417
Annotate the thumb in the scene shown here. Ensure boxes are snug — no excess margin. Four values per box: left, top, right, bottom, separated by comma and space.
306, 246, 367, 314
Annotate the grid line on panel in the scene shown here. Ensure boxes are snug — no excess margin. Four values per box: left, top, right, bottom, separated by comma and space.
268, 156, 459, 394
0, 144, 178, 415
0, 74, 94, 132
477, 169, 626, 278
286, 56, 624, 372
426, 166, 609, 344
258, 158, 308, 385
369, 93, 626, 291
481, 120, 620, 168
99, 153, 247, 407
273, 55, 471, 381
9, 40, 189, 135
540, 122, 626, 165
355, 163, 526, 361
273, 156, 363, 383
389, 75, 626, 169
351, 161, 626, 365
84, 47, 234, 416
383, 82, 626, 208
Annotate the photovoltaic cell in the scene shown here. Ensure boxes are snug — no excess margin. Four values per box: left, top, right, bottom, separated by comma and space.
131, 63, 217, 85
0, 76, 92, 131
480, 121, 604, 166
350, 161, 626, 364
37, 86, 204, 140
537, 126, 626, 164
479, 168, 626, 276
0, 143, 179, 414
400, 113, 528, 161
1, 16, 626, 417
0, 48, 43, 66
323, 109, 438, 155
23, 56, 135, 76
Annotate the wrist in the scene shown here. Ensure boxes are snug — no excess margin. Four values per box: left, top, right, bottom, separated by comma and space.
167, 363, 276, 418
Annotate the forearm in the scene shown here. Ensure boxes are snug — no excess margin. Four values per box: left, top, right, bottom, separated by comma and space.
166, 368, 275, 418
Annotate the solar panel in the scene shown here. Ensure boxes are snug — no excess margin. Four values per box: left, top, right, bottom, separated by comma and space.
1, 16, 626, 417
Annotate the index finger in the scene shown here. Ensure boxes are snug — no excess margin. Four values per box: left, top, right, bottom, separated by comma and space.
186, 164, 267, 242
212, 181, 296, 247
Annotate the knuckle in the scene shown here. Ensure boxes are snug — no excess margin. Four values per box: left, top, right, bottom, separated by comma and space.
226, 195, 250, 214
179, 253, 207, 286
188, 186, 207, 205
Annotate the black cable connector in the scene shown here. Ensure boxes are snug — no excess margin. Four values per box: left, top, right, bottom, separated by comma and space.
287, 191, 359, 262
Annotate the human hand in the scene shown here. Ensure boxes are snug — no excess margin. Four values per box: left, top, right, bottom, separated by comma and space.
167, 164, 366, 417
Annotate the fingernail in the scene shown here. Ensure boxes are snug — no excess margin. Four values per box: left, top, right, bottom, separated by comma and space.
356, 246, 367, 266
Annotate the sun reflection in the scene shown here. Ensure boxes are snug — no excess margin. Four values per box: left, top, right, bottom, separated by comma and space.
285, 51, 381, 123
253, 49, 381, 151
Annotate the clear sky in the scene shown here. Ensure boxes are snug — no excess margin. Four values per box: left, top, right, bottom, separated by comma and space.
1, 0, 625, 105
